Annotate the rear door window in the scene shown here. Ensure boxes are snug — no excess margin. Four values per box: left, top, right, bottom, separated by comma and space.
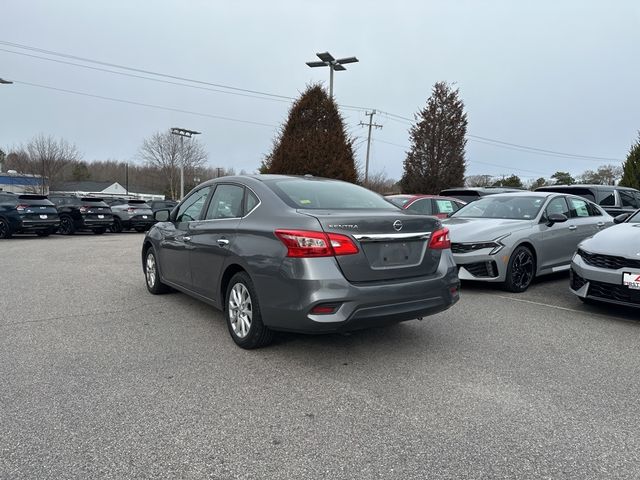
568, 197, 590, 217
620, 190, 639, 208
434, 199, 459, 215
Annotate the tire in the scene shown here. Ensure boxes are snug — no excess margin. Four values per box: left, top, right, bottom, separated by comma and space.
144, 247, 170, 294
503, 245, 536, 293
93, 227, 106, 235
111, 217, 123, 233
225, 272, 273, 349
0, 218, 12, 239
58, 215, 76, 235
36, 230, 51, 237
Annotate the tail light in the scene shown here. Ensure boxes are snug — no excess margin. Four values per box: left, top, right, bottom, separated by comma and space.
275, 230, 359, 257
127, 208, 136, 213
79, 206, 90, 214
428, 227, 451, 250
16, 204, 29, 212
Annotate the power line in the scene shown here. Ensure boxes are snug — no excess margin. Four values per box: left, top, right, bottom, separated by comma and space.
0, 48, 293, 104
12, 80, 278, 128
0, 39, 295, 101
377, 111, 622, 162
372, 138, 550, 176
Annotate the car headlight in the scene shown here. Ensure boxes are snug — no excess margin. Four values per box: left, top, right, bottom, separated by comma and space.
489, 234, 510, 255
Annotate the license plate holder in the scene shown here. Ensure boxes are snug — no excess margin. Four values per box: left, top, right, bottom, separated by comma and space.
623, 272, 640, 290
39, 215, 48, 219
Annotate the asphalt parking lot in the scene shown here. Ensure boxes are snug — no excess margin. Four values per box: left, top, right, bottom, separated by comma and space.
1, 233, 639, 479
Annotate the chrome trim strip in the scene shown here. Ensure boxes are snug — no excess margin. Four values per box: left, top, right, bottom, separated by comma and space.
352, 231, 432, 242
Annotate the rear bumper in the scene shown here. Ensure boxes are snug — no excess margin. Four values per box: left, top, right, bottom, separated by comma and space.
80, 216, 114, 228
125, 215, 155, 227
17, 219, 60, 231
255, 252, 460, 333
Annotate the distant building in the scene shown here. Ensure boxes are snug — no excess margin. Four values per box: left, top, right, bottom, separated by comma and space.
0, 171, 47, 194
53, 181, 165, 201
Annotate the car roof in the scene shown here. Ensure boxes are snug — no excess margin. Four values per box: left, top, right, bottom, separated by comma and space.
482, 191, 554, 199
386, 194, 466, 202
537, 184, 638, 191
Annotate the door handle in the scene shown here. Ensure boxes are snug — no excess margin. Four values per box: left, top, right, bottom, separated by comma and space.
597, 222, 605, 228
183, 236, 192, 242
217, 238, 230, 246
568, 225, 577, 231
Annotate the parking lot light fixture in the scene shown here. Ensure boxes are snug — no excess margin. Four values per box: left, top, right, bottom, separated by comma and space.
306, 52, 358, 98
170, 127, 201, 200
0, 78, 13, 85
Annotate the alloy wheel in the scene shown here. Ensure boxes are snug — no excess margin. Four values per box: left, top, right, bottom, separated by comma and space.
511, 250, 534, 290
228, 283, 252, 339
145, 253, 157, 288
0, 219, 9, 239
60, 217, 72, 235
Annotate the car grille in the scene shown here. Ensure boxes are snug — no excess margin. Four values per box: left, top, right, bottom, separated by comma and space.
462, 261, 498, 278
570, 269, 587, 290
578, 249, 640, 270
588, 279, 640, 305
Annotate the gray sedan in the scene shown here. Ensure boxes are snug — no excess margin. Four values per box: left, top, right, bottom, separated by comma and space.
570, 209, 640, 308
142, 175, 460, 348
444, 192, 613, 292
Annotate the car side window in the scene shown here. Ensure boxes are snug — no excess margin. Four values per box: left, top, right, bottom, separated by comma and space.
599, 192, 615, 206
586, 201, 602, 216
568, 197, 590, 217
204, 184, 245, 220
434, 199, 458, 215
245, 189, 259, 214
175, 187, 211, 223
407, 198, 432, 214
620, 190, 639, 208
545, 197, 570, 218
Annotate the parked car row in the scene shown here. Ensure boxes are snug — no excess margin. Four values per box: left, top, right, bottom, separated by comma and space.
140, 176, 639, 349
0, 192, 178, 238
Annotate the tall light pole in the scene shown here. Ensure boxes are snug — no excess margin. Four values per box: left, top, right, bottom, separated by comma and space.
170, 127, 201, 200
306, 52, 358, 98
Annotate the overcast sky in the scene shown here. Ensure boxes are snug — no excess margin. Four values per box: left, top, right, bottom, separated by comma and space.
2, 0, 639, 183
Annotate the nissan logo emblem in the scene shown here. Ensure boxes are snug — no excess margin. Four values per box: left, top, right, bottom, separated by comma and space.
393, 220, 403, 231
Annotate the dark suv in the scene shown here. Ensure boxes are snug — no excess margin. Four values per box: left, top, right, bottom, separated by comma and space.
439, 187, 524, 203
149, 200, 178, 213
0, 192, 60, 238
108, 199, 155, 232
48, 195, 114, 235
535, 185, 640, 217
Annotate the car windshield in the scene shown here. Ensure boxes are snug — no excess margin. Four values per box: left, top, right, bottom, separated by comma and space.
269, 179, 397, 210
452, 195, 545, 220
627, 211, 640, 223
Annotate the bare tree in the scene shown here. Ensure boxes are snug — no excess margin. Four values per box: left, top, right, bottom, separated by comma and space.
362, 171, 399, 194
7, 135, 80, 192
138, 130, 208, 199
465, 174, 494, 187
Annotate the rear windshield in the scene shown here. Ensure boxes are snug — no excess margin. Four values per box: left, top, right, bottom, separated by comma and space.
129, 200, 148, 205
452, 195, 545, 220
81, 198, 109, 207
386, 195, 413, 207
268, 179, 397, 210
441, 190, 481, 203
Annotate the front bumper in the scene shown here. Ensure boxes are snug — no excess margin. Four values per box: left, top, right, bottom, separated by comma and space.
453, 249, 507, 282
254, 252, 460, 333
570, 253, 640, 308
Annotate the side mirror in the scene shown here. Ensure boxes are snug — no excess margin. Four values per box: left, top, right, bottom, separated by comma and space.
546, 213, 568, 226
614, 213, 630, 224
154, 209, 170, 222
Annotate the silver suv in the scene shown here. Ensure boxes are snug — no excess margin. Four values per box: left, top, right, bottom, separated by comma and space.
109, 199, 154, 233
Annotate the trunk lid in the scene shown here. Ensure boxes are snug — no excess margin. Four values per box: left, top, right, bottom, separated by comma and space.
301, 209, 443, 282
16, 195, 59, 219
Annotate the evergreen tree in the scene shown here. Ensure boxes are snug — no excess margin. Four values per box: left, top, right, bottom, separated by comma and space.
492, 174, 523, 188
620, 133, 640, 189
551, 171, 576, 185
261, 84, 357, 182
400, 82, 467, 193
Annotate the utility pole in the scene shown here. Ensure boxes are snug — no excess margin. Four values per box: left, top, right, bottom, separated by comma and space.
170, 127, 201, 200
359, 110, 382, 183
125, 163, 129, 195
